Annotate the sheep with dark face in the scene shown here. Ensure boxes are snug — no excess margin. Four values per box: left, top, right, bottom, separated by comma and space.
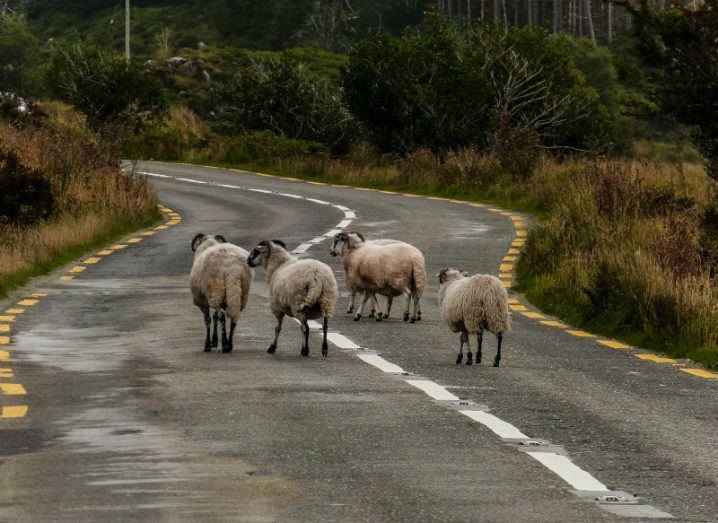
248, 240, 338, 357
438, 268, 510, 367
190, 233, 253, 353
330, 231, 426, 323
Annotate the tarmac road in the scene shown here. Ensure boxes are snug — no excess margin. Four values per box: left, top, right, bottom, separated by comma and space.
0, 160, 716, 522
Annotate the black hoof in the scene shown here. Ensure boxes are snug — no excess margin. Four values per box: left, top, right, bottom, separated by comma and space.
369, 310, 375, 318
301, 347, 309, 357
493, 361, 500, 367
322, 342, 328, 357
466, 356, 473, 366
375, 312, 383, 322
267, 344, 276, 354
346, 308, 353, 314
403, 313, 410, 322
353, 315, 361, 321
204, 346, 212, 353
456, 354, 463, 364
417, 314, 422, 321
410, 316, 416, 324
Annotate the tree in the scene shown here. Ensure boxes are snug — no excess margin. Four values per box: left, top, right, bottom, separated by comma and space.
0, 14, 42, 95
46, 44, 167, 132
611, 0, 718, 180
212, 56, 354, 151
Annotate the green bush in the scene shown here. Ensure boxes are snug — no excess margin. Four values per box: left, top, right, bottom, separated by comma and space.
0, 150, 54, 226
46, 44, 168, 132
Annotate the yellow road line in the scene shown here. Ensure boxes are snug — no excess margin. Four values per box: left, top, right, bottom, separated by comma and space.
59, 275, 74, 281
1, 406, 27, 418
69, 266, 86, 274
511, 240, 525, 247
0, 325, 9, 333
17, 299, 38, 307
140, 231, 156, 236
5, 309, 24, 314
514, 222, 525, 228
126, 238, 142, 243
522, 312, 545, 319
502, 281, 512, 288
426, 196, 449, 201
503, 256, 518, 262
29, 293, 47, 298
507, 298, 520, 304
0, 348, 9, 356
516, 229, 527, 237
402, 193, 422, 198
488, 208, 502, 212
566, 329, 595, 338
379, 190, 399, 195
166, 220, 180, 225
97, 250, 114, 255
83, 257, 101, 264
508, 248, 521, 255
306, 181, 327, 185
680, 368, 718, 379
540, 320, 567, 328
0, 316, 15, 322
510, 305, 528, 311
0, 369, 13, 378
598, 340, 631, 349
636, 354, 676, 363
355, 187, 375, 192
111, 244, 128, 250
155, 225, 169, 230
499, 273, 513, 279
510, 216, 522, 221
468, 203, 485, 208
0, 383, 26, 395
500, 264, 514, 272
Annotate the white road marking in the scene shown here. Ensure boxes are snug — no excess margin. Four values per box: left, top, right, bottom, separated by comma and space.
406, 379, 460, 401
142, 166, 670, 517
337, 219, 352, 228
309, 237, 326, 244
326, 333, 361, 350
293, 243, 313, 254
356, 353, 405, 374
458, 410, 528, 439
248, 188, 272, 194
527, 452, 609, 492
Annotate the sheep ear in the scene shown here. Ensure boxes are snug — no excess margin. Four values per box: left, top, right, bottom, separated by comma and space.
191, 233, 206, 252
271, 239, 286, 248
354, 231, 365, 241
215, 234, 227, 243
438, 268, 448, 283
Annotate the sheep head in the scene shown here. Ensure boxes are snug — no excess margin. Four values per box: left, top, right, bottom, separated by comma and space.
248, 239, 286, 267
330, 231, 364, 257
438, 268, 466, 285
191, 233, 227, 255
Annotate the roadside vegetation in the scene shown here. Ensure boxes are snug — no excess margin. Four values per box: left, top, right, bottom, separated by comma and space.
0, 101, 159, 298
1, 3, 716, 366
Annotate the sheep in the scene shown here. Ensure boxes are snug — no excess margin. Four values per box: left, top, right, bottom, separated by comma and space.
190, 233, 253, 353
438, 268, 510, 367
330, 231, 426, 323
247, 240, 338, 357
329, 233, 399, 319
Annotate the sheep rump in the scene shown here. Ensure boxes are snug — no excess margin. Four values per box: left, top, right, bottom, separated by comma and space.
440, 275, 510, 335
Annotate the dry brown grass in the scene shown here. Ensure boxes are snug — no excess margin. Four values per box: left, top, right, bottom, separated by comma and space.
0, 110, 158, 296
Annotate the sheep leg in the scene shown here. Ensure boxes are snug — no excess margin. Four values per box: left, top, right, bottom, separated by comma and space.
211, 310, 219, 348
476, 332, 483, 364
321, 316, 329, 357
219, 309, 228, 350
464, 331, 473, 365
202, 307, 212, 352
403, 293, 411, 322
354, 293, 372, 321
369, 294, 376, 318
494, 333, 502, 367
268, 315, 283, 354
300, 319, 310, 357
373, 295, 383, 321
223, 319, 237, 354
385, 296, 393, 318
347, 291, 355, 314
410, 292, 420, 323
456, 332, 465, 364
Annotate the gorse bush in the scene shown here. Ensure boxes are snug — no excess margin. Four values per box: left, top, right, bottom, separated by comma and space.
212, 57, 354, 151
46, 44, 168, 132
0, 150, 54, 226
343, 15, 620, 156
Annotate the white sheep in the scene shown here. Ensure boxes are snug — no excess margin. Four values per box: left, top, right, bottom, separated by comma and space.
329, 232, 399, 319
438, 268, 510, 366
247, 240, 338, 357
330, 231, 426, 323
190, 233, 253, 353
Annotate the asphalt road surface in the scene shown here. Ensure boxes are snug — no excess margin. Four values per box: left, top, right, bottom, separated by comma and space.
1, 161, 716, 522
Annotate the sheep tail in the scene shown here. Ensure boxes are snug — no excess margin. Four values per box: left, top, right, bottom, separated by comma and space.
301, 277, 323, 313
224, 271, 244, 322
411, 256, 427, 296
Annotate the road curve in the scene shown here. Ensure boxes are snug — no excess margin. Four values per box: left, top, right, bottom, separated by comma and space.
0, 161, 716, 522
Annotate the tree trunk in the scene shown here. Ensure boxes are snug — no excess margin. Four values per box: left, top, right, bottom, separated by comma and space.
494, 0, 501, 20
553, 0, 562, 33
527, 0, 533, 24
607, 1, 613, 42
584, 0, 596, 43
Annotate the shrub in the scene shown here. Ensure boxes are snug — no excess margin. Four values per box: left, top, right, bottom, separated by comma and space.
0, 150, 54, 226
46, 44, 168, 132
